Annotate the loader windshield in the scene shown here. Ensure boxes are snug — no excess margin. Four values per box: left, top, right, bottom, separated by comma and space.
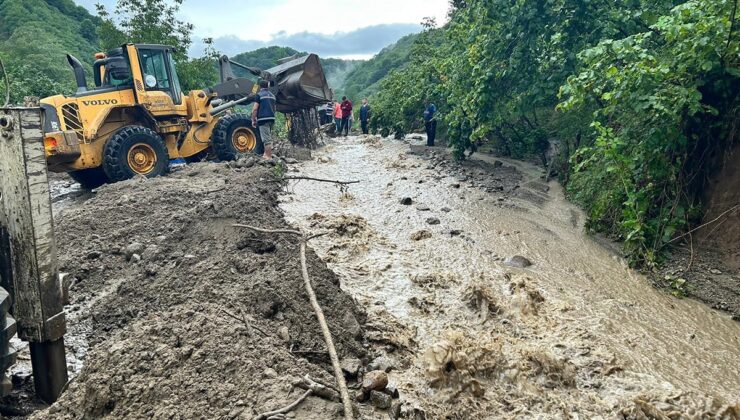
139, 48, 183, 105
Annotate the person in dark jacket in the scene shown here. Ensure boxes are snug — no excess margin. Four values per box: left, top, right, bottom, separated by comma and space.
340, 96, 353, 136
252, 80, 276, 159
359, 98, 371, 135
423, 99, 437, 147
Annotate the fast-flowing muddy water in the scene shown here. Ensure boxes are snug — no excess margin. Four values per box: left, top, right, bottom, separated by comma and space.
280, 136, 740, 418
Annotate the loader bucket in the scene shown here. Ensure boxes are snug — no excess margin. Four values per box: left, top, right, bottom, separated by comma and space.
267, 54, 333, 113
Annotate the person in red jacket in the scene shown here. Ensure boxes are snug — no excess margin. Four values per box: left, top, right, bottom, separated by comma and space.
339, 96, 353, 137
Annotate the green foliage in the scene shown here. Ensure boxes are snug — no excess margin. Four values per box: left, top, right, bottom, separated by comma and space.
231, 46, 302, 72
370, 27, 446, 139
178, 37, 219, 92
0, 0, 102, 102
96, 0, 193, 62
342, 33, 418, 100
560, 0, 738, 266
370, 0, 739, 264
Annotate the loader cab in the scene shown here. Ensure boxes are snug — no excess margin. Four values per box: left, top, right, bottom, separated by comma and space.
135, 45, 183, 105
93, 44, 184, 107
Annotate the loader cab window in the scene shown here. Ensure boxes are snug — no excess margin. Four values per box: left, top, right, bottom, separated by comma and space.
103, 57, 132, 87
139, 48, 182, 105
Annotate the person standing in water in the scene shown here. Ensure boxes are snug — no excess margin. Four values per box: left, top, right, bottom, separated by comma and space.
359, 98, 371, 135
340, 96, 353, 137
423, 99, 437, 147
333, 100, 342, 132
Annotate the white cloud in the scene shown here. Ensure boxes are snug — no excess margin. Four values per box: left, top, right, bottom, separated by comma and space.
74, 0, 450, 55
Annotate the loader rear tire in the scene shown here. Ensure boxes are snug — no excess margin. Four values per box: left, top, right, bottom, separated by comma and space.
103, 126, 169, 183
0, 287, 17, 397
212, 113, 262, 160
68, 168, 109, 189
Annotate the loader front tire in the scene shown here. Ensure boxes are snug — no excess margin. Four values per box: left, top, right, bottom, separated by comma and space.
0, 287, 17, 397
68, 168, 109, 189
103, 126, 169, 183
212, 113, 262, 160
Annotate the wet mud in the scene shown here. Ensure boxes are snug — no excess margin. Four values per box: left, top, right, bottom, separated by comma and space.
7, 159, 368, 418
280, 135, 740, 418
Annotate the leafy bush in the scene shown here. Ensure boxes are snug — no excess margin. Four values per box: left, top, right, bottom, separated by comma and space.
559, 0, 738, 265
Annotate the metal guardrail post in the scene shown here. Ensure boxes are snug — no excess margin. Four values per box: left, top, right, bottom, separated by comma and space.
0, 107, 68, 403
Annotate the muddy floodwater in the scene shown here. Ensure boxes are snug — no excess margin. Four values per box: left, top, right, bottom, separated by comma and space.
280, 136, 740, 418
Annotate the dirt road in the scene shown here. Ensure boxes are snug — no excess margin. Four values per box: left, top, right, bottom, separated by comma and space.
2, 136, 738, 419
280, 136, 740, 418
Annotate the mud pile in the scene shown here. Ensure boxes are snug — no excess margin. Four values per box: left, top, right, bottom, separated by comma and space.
35, 161, 366, 418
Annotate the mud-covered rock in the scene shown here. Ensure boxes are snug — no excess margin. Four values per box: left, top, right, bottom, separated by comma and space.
362, 370, 389, 393
370, 390, 393, 409
505, 255, 532, 268
341, 358, 362, 378
426, 217, 440, 225
369, 355, 395, 373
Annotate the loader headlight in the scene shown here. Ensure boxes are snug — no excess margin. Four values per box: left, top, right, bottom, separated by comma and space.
44, 137, 58, 151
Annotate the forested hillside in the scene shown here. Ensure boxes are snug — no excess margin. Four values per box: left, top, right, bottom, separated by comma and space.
370, 0, 739, 265
341, 33, 418, 100
0, 0, 101, 102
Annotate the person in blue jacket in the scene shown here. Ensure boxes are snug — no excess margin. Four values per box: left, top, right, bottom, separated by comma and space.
359, 98, 371, 135
423, 99, 437, 147
252, 80, 276, 159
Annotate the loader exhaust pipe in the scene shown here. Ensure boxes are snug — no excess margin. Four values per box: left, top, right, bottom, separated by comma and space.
66, 54, 88, 94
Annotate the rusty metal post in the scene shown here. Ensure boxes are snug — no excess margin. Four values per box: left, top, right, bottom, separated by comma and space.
0, 107, 68, 403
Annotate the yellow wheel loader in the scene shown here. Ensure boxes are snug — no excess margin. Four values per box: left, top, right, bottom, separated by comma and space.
39, 44, 332, 187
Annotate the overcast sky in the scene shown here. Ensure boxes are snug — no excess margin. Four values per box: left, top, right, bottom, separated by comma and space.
73, 0, 450, 59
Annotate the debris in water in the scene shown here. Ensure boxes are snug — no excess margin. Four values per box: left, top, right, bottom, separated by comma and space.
410, 230, 432, 241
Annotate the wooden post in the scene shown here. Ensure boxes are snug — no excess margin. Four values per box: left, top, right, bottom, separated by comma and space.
0, 107, 68, 403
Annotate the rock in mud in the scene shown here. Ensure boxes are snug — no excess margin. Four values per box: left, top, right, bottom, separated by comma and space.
382, 383, 400, 399
369, 355, 395, 373
416, 204, 431, 211
426, 217, 440, 225
370, 390, 393, 409
86, 251, 102, 260
125, 242, 145, 260
277, 326, 290, 342
284, 157, 299, 164
441, 207, 451, 212
493, 160, 503, 168
341, 358, 362, 378
400, 197, 413, 205
362, 370, 389, 393
411, 230, 432, 241
505, 255, 532, 268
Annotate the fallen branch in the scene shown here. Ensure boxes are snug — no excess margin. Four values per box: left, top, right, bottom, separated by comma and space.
254, 389, 312, 420
220, 308, 267, 337
234, 224, 353, 420
664, 203, 740, 246
280, 176, 360, 185
293, 374, 340, 400
299, 240, 354, 419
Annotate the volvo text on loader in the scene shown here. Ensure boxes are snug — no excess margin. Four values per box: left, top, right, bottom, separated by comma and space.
39, 44, 332, 188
